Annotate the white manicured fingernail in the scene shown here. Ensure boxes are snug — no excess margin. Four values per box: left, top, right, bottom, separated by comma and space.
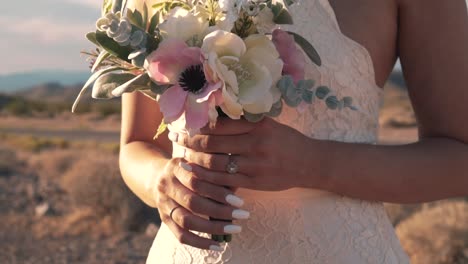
224, 225, 242, 234
168, 132, 178, 142
210, 245, 223, 252
179, 162, 192, 172
225, 194, 244, 207
232, 209, 250, 220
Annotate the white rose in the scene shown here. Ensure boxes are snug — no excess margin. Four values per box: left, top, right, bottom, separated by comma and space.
202, 30, 283, 118
159, 7, 209, 42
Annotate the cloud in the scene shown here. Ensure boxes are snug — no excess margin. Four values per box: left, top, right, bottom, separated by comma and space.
0, 16, 90, 44
63, 0, 102, 9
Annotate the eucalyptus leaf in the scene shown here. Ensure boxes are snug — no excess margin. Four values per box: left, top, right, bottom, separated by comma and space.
154, 120, 167, 139
283, 93, 302, 107
315, 86, 330, 99
91, 51, 111, 72
325, 96, 339, 110
343, 96, 353, 108
266, 100, 283, 117
92, 73, 135, 99
72, 66, 122, 112
287, 31, 322, 66
277, 75, 295, 96
111, 73, 150, 97
302, 90, 314, 103
297, 79, 315, 91
243, 112, 265, 123
86, 32, 99, 46
95, 31, 132, 60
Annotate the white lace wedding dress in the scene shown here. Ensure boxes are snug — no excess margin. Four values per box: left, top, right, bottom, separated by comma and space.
146, 0, 410, 262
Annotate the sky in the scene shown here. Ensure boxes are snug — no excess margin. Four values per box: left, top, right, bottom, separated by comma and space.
1, 1, 467, 74
0, 0, 101, 74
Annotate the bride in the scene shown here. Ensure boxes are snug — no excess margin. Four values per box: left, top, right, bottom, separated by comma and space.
119, 0, 468, 263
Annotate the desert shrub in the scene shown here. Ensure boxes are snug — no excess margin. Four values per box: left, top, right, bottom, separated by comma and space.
396, 200, 468, 264
0, 147, 21, 176
9, 136, 69, 152
61, 154, 157, 231
28, 149, 78, 180
4, 99, 33, 116
93, 102, 121, 118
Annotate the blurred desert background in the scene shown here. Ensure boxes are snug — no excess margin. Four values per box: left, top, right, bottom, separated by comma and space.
1, 1, 467, 264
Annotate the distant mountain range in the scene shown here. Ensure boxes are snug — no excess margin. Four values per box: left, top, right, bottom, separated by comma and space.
0, 70, 90, 93
0, 70, 407, 104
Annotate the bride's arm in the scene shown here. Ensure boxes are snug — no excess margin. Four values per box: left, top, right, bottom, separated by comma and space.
119, 92, 172, 207
315, 0, 468, 203
171, 0, 468, 203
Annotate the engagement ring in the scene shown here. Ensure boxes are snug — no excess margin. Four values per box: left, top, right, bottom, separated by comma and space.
226, 155, 239, 174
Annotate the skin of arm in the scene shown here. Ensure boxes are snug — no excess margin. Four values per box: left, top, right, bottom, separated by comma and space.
119, 92, 172, 208
313, 0, 468, 203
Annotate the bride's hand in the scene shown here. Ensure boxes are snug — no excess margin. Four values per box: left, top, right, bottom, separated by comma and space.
151, 157, 250, 250
169, 118, 320, 191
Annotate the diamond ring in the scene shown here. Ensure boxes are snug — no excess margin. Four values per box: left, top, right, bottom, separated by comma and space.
226, 155, 239, 174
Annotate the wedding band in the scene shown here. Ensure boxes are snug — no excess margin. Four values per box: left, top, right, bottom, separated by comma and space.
226, 155, 239, 174
169, 205, 182, 221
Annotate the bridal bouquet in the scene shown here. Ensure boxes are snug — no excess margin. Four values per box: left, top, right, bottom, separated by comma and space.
73, 0, 356, 137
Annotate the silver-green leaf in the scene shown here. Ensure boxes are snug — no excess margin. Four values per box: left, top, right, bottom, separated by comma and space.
111, 73, 149, 97
72, 66, 122, 112
92, 72, 136, 99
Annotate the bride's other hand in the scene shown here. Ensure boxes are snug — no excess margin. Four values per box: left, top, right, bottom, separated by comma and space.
169, 117, 321, 191
150, 157, 249, 250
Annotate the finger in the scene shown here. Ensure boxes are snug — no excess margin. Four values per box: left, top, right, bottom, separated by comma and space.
167, 175, 248, 220
162, 210, 224, 251
184, 149, 253, 174
200, 117, 258, 135
188, 163, 253, 189
171, 133, 254, 154
171, 205, 243, 236
175, 161, 245, 207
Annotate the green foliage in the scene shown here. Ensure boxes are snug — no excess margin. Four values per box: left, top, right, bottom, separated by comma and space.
270, 2, 293, 24
287, 31, 322, 66
127, 9, 145, 29
154, 120, 167, 139
277, 76, 357, 111
92, 73, 137, 99
95, 31, 132, 60
315, 86, 330, 99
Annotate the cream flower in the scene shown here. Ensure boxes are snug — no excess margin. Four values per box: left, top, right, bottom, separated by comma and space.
159, 7, 209, 42
202, 30, 283, 118
126, 0, 161, 18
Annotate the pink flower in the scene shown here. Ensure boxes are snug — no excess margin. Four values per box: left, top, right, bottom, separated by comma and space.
272, 29, 306, 83
145, 39, 222, 134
